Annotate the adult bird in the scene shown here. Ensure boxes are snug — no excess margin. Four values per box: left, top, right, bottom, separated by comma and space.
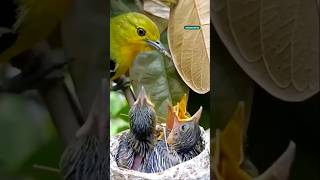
110, 12, 170, 81
145, 106, 204, 173
116, 86, 157, 171
0, 0, 73, 63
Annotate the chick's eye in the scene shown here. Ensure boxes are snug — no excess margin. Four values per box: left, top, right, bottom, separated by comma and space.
137, 28, 146, 36
181, 124, 189, 131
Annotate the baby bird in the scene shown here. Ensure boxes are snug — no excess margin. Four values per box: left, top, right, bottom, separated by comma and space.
168, 106, 204, 161
116, 86, 156, 171
60, 136, 108, 180
145, 106, 204, 173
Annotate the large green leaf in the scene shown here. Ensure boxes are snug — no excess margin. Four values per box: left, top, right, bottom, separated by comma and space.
110, 92, 129, 135
130, 51, 189, 122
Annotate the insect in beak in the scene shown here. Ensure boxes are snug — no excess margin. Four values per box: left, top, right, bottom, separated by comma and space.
146, 39, 172, 59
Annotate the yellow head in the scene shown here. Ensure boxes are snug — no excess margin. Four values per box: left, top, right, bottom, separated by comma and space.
110, 12, 171, 80
111, 12, 169, 60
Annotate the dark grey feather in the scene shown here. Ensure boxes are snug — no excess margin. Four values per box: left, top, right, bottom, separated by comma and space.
60, 136, 108, 180
115, 90, 157, 171
144, 141, 181, 173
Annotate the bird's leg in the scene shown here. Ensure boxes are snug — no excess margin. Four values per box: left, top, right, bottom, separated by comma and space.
112, 75, 136, 107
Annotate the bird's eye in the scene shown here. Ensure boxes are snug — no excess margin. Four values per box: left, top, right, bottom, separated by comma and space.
137, 28, 146, 36
180, 124, 189, 131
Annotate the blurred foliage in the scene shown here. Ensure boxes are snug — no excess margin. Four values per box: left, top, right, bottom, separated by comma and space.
110, 91, 129, 135
110, 0, 140, 17
0, 93, 64, 179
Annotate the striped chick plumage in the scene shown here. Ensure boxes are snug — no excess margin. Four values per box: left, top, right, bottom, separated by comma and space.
116, 87, 157, 171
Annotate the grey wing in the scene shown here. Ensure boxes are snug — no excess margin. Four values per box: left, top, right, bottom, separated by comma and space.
60, 136, 108, 180
144, 141, 181, 173
116, 138, 134, 169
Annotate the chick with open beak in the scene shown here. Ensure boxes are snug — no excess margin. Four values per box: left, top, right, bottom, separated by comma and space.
116, 86, 157, 172
145, 106, 204, 173
167, 107, 204, 161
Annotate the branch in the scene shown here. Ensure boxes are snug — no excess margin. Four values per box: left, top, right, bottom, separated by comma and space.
1, 43, 83, 146
76, 79, 109, 141
113, 75, 136, 107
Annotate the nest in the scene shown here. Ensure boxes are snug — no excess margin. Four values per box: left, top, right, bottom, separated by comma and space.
110, 127, 210, 180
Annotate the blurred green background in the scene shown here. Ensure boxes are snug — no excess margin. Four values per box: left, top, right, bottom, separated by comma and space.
0, 92, 63, 180
110, 91, 129, 135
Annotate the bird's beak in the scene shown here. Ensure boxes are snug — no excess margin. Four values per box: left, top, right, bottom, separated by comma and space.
135, 86, 149, 106
167, 132, 174, 145
167, 113, 180, 145
146, 39, 172, 59
166, 105, 175, 130
184, 106, 203, 124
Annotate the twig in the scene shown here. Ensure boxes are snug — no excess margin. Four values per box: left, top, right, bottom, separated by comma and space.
0, 54, 68, 93
76, 79, 108, 141
113, 75, 136, 107
122, 86, 135, 107
0, 44, 81, 146
40, 79, 81, 146
33, 164, 60, 173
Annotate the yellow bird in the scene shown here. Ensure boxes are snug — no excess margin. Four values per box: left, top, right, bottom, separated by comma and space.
0, 0, 73, 63
110, 12, 170, 80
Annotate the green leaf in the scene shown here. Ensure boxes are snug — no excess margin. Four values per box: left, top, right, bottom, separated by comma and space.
130, 51, 189, 122
110, 91, 130, 135
111, 0, 141, 16
111, 118, 129, 135
110, 91, 128, 118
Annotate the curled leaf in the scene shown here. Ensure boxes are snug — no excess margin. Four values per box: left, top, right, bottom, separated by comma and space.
212, 0, 319, 101
168, 0, 210, 94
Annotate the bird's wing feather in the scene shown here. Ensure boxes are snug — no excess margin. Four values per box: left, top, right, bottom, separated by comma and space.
116, 137, 134, 169
145, 141, 181, 173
